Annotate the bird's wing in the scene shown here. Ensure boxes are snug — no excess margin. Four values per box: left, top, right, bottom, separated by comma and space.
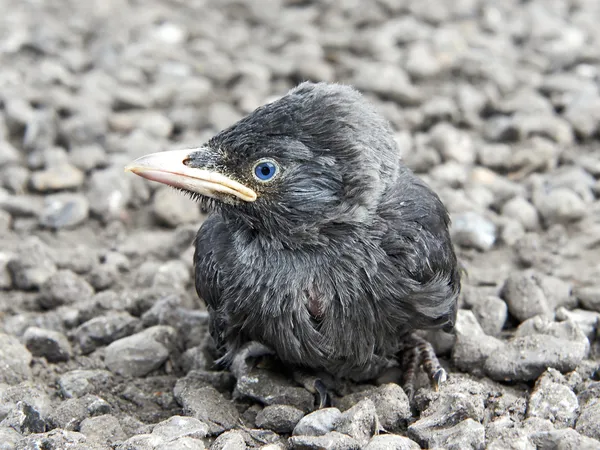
193, 215, 229, 355
379, 174, 460, 331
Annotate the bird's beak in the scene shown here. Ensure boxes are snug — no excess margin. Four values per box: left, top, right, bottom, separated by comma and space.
124, 149, 257, 202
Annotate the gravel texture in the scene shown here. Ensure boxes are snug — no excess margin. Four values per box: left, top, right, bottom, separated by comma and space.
1, 0, 600, 449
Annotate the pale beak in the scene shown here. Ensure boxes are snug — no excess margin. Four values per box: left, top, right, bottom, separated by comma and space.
124, 149, 257, 202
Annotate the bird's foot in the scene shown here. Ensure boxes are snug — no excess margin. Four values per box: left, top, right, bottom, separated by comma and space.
400, 333, 447, 400
229, 341, 275, 379
293, 371, 332, 409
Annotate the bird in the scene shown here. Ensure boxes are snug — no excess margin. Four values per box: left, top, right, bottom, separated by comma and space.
125, 81, 461, 404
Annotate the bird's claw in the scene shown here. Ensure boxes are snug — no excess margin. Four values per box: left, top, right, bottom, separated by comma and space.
431, 368, 447, 392
400, 333, 447, 398
314, 379, 331, 409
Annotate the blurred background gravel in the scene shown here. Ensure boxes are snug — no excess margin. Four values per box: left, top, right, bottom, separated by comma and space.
0, 0, 599, 449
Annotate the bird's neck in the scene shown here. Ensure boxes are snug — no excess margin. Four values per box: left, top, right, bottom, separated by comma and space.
221, 211, 369, 251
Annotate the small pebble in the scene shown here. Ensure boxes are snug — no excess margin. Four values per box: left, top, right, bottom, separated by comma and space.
23, 327, 72, 362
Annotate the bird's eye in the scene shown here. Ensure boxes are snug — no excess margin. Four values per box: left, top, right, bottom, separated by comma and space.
253, 160, 279, 182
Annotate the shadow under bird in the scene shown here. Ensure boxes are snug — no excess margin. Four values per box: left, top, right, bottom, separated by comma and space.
126, 82, 461, 405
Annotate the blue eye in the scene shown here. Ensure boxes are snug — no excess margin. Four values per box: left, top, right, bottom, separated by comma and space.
253, 160, 278, 181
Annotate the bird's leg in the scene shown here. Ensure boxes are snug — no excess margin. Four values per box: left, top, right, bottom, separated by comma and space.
293, 370, 332, 409
399, 333, 447, 399
229, 341, 275, 379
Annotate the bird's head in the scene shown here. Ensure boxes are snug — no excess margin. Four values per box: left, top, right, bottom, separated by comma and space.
126, 82, 401, 243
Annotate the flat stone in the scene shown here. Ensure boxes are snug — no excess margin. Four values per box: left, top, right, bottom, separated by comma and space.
235, 369, 314, 413
104, 325, 176, 377
255, 405, 304, 434
30, 164, 84, 192
293, 408, 342, 437
365, 435, 420, 450
173, 383, 239, 436
289, 431, 361, 450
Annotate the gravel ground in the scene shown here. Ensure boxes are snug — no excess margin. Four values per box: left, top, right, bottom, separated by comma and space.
1, 0, 600, 449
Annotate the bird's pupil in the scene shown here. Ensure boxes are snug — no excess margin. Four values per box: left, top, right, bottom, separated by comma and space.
261, 166, 271, 176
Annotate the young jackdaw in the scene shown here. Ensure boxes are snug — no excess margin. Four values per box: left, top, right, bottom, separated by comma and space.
126, 82, 461, 403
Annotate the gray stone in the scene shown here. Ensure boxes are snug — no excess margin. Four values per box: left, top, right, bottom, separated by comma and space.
293, 408, 342, 437
0, 334, 32, 384
533, 187, 587, 226
471, 296, 507, 335
0, 251, 13, 289
337, 383, 411, 433
69, 144, 108, 172
7, 236, 57, 290
1, 166, 29, 193
409, 418, 485, 450
484, 320, 589, 382
86, 167, 132, 222
501, 271, 552, 322
210, 430, 247, 449
58, 369, 113, 398
451, 212, 496, 251
0, 383, 52, 430
430, 161, 469, 188
23, 326, 72, 362
235, 369, 314, 413
563, 94, 600, 138
18, 429, 88, 450
173, 383, 239, 436
0, 427, 21, 450
86, 264, 118, 291
405, 42, 441, 79
352, 63, 422, 106
104, 326, 176, 377
556, 307, 599, 341
531, 428, 600, 450
208, 102, 243, 131
335, 399, 379, 448
38, 269, 94, 309
117, 433, 164, 449
576, 383, 600, 441
255, 405, 304, 434
451, 310, 503, 374
527, 369, 578, 428
152, 416, 210, 441
48, 394, 110, 431
576, 286, 600, 312
153, 186, 202, 227
39, 193, 89, 229
477, 143, 513, 171
75, 312, 140, 354
179, 346, 209, 373
501, 197, 540, 231
289, 431, 361, 450
429, 123, 476, 165
30, 164, 84, 192
79, 414, 127, 445
365, 435, 420, 450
